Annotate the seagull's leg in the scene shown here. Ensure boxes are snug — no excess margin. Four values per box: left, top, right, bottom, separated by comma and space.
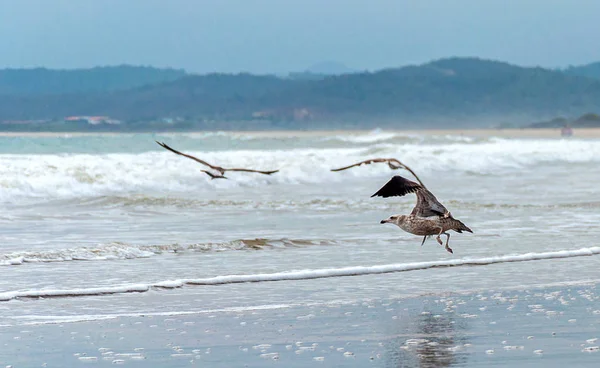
443, 233, 453, 254
436, 228, 444, 246
421, 236, 427, 246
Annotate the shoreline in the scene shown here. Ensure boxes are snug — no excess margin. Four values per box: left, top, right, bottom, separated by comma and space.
1, 283, 598, 367
0, 127, 598, 138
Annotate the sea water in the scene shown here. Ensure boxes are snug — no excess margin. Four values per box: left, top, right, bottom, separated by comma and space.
0, 130, 599, 326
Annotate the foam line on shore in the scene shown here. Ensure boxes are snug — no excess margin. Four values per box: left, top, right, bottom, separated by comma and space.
1, 247, 599, 302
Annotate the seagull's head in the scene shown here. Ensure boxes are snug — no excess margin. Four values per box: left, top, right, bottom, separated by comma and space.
380, 215, 406, 225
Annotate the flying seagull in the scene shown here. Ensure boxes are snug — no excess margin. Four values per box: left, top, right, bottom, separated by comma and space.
331, 158, 424, 186
200, 170, 227, 180
155, 141, 279, 179
372, 175, 472, 254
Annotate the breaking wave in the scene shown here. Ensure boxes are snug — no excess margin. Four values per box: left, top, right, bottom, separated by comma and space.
0, 238, 336, 266
1, 132, 599, 202
2, 246, 599, 302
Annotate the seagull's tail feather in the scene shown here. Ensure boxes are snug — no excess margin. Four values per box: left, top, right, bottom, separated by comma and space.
450, 219, 473, 234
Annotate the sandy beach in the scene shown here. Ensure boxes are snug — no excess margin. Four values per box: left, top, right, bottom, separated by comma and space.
0, 127, 599, 138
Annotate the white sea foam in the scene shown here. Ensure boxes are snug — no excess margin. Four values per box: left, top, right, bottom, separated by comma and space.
0, 284, 149, 301
323, 131, 403, 143
1, 247, 598, 302
13, 303, 296, 325
1, 137, 599, 202
0, 238, 336, 266
0, 244, 155, 266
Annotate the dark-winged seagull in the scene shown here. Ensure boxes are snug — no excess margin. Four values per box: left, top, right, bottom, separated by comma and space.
371, 175, 472, 254
156, 141, 279, 179
331, 158, 424, 186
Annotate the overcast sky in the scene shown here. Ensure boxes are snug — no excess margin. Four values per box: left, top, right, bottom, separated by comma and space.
1, 0, 599, 73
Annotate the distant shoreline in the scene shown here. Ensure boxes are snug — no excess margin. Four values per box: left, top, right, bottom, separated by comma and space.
0, 128, 599, 138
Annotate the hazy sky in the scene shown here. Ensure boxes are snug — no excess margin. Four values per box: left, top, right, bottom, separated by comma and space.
1, 0, 600, 74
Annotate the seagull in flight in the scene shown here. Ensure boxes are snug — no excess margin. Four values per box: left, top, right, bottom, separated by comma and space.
156, 141, 279, 179
372, 175, 472, 254
331, 158, 424, 186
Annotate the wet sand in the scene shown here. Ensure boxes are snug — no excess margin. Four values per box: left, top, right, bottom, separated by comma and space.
1, 284, 598, 367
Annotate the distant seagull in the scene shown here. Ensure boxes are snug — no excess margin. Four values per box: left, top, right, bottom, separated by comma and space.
372, 175, 472, 254
331, 158, 424, 186
200, 170, 227, 180
155, 141, 279, 179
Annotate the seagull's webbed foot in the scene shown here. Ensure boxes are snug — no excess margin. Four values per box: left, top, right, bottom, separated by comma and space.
436, 235, 443, 246
445, 245, 453, 254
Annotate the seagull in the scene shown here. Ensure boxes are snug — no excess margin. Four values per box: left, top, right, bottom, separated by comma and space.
200, 170, 227, 180
331, 158, 424, 186
371, 175, 472, 254
155, 141, 279, 179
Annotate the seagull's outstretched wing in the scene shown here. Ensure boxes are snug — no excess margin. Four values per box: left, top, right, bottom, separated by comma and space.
156, 141, 222, 172
225, 168, 279, 175
331, 158, 392, 171
370, 175, 422, 198
331, 158, 424, 186
371, 175, 449, 218
156, 141, 279, 176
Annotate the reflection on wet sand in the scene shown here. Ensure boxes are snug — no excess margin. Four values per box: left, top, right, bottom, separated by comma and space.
386, 311, 469, 367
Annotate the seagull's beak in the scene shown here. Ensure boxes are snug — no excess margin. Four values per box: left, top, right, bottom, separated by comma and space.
380, 219, 388, 224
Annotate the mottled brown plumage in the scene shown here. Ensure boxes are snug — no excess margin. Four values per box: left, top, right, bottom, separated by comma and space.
156, 141, 279, 179
372, 175, 472, 253
331, 158, 424, 186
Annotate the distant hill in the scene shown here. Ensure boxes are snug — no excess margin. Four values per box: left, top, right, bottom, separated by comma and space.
2, 57, 600, 130
276, 58, 600, 123
0, 65, 187, 95
563, 62, 600, 80
529, 113, 600, 128
528, 117, 570, 128
573, 113, 600, 127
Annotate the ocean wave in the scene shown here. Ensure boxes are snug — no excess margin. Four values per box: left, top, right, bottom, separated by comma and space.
0, 238, 338, 266
1, 137, 599, 202
2, 246, 599, 302
322, 131, 404, 144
